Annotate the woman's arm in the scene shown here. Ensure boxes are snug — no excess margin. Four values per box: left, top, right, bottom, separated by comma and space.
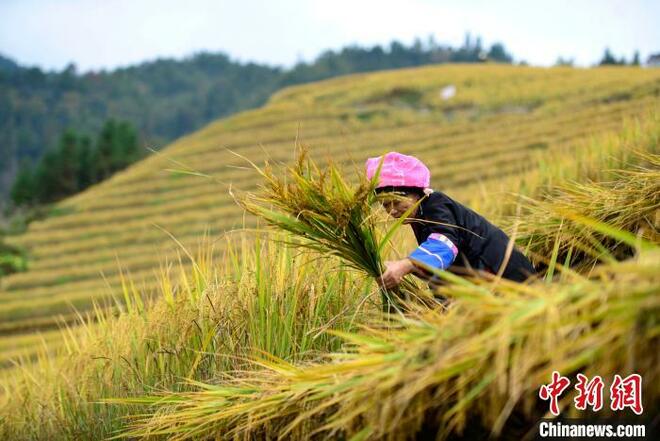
378, 234, 459, 289
408, 232, 458, 271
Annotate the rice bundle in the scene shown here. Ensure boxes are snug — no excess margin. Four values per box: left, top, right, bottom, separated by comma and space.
517, 152, 660, 271
239, 148, 426, 312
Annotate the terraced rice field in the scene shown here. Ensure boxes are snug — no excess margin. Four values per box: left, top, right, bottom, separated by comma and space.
1, 64, 659, 370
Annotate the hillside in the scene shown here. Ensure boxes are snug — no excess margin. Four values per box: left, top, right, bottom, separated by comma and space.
0, 37, 511, 199
0, 52, 278, 197
1, 63, 659, 370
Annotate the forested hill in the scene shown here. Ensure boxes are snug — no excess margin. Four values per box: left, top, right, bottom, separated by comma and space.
0, 36, 513, 200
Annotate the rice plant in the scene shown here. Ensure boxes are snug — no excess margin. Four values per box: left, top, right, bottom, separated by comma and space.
114, 232, 659, 441
517, 152, 659, 272
0, 235, 371, 440
110, 142, 660, 440
238, 147, 428, 313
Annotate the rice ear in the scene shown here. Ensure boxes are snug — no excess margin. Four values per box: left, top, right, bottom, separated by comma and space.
239, 147, 426, 313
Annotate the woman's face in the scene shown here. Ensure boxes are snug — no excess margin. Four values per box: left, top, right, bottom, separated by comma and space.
380, 193, 420, 223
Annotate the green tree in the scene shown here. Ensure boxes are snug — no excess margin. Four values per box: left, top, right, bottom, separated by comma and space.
57, 129, 80, 196
599, 48, 621, 65
10, 120, 142, 207
31, 130, 80, 203
76, 135, 94, 190
10, 160, 35, 206
115, 121, 141, 167
95, 119, 119, 180
487, 43, 513, 63
92, 119, 142, 181
33, 150, 61, 203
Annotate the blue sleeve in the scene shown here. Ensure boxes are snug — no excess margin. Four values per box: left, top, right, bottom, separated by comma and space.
408, 233, 458, 271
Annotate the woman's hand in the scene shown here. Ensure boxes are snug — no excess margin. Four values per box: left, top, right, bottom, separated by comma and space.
378, 258, 415, 289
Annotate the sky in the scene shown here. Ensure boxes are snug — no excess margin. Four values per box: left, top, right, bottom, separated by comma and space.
0, 0, 658, 72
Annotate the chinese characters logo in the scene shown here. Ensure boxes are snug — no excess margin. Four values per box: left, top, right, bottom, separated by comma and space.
538, 371, 643, 416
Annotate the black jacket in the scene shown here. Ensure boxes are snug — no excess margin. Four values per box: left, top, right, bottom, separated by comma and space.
410, 191, 536, 282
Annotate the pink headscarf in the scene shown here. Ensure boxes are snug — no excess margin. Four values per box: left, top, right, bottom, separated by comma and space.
365, 152, 430, 189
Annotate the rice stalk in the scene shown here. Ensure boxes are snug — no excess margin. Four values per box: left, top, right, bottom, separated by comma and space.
115, 241, 660, 440
0, 234, 370, 440
517, 152, 660, 271
238, 147, 428, 313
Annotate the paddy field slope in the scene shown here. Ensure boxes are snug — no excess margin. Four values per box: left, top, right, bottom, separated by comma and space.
1, 64, 658, 366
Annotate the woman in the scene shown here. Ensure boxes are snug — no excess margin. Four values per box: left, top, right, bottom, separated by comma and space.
366, 152, 536, 290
